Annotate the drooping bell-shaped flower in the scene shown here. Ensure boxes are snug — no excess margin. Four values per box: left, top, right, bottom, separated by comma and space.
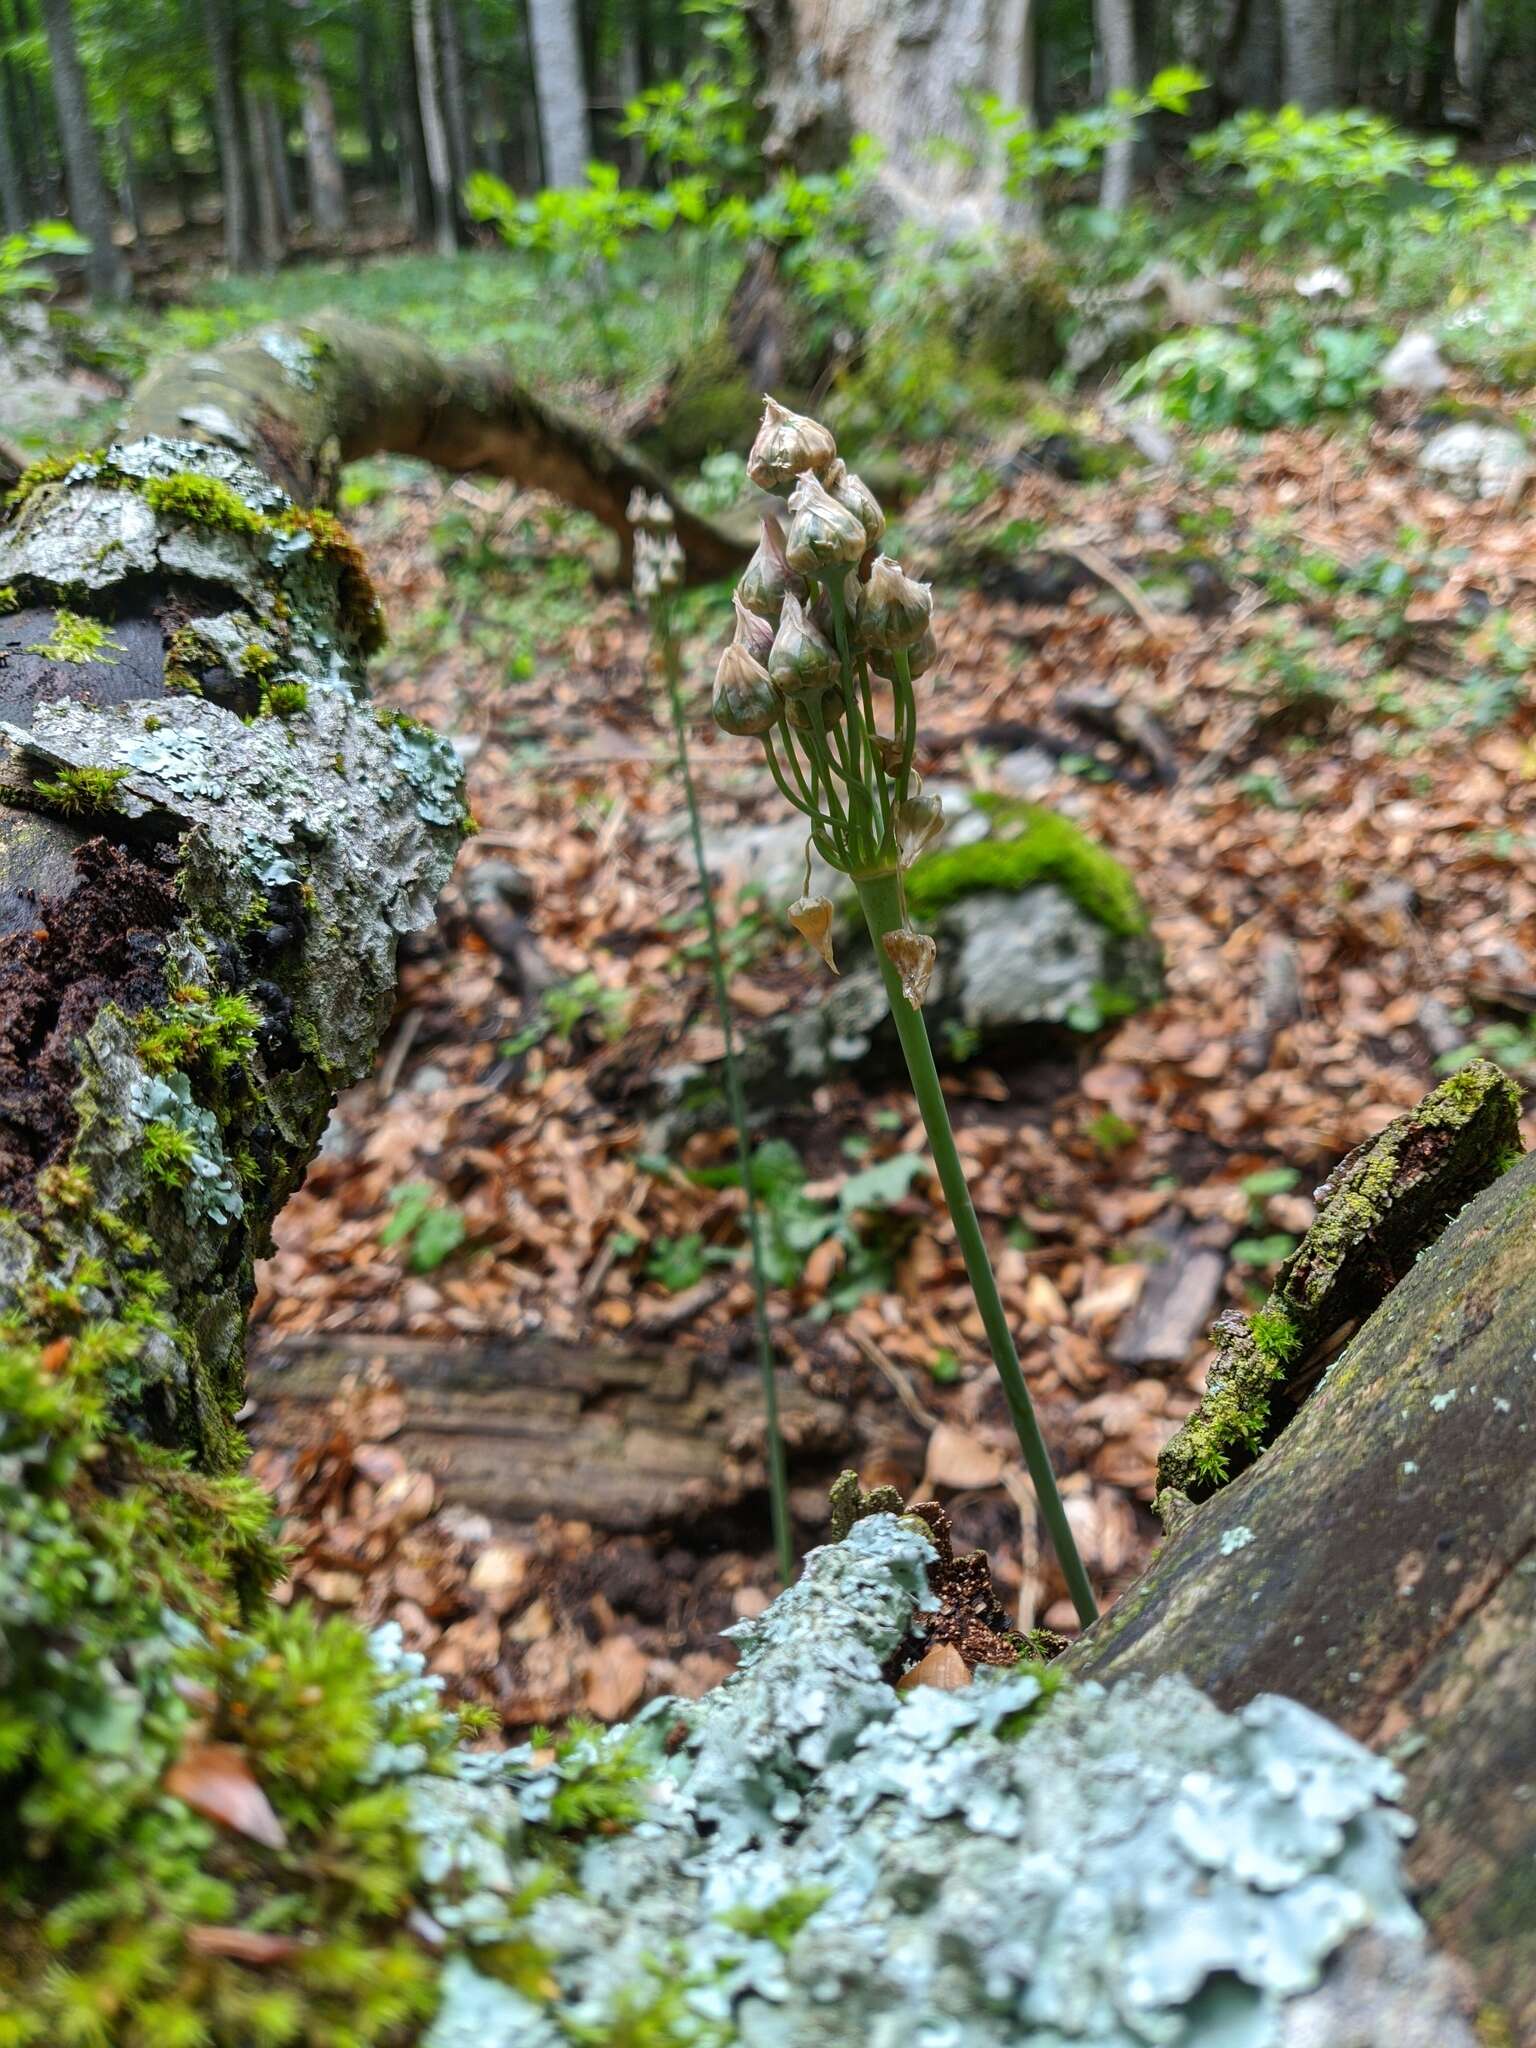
858, 556, 932, 651
870, 621, 938, 681
883, 928, 937, 1008
737, 516, 794, 621
783, 471, 869, 576
893, 792, 944, 867
713, 639, 780, 736
732, 591, 775, 664
747, 396, 838, 493
825, 459, 885, 548
789, 892, 838, 972
768, 591, 838, 696
782, 685, 846, 734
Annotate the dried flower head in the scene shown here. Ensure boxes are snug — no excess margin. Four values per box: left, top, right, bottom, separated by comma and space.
893, 792, 944, 867
783, 471, 869, 575
789, 892, 838, 972
871, 731, 906, 775
825, 459, 885, 547
858, 556, 932, 651
768, 591, 839, 695
883, 927, 937, 1008
732, 591, 775, 664
747, 396, 838, 492
713, 639, 780, 736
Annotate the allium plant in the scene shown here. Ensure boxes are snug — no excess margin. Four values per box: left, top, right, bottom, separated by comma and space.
713, 401, 1099, 1625
631, 491, 794, 1583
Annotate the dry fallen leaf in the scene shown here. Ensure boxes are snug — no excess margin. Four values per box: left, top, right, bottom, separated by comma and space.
582, 1634, 650, 1721
923, 1422, 1005, 1492
187, 1926, 303, 1965
166, 1743, 288, 1851
897, 1643, 971, 1692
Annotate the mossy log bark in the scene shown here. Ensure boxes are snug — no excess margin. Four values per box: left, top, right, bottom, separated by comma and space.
1068, 1137, 1536, 2035
125, 315, 750, 583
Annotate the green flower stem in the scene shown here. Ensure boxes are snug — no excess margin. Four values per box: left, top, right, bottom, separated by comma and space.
854, 869, 1099, 1628
656, 603, 794, 1585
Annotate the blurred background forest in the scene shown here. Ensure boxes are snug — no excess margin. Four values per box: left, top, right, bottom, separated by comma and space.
4, 0, 1536, 1723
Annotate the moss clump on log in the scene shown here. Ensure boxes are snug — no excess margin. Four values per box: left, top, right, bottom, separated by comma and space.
1156, 1057, 1522, 1514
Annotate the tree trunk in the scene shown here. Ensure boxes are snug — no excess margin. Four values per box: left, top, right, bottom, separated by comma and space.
1456, 0, 1487, 118
201, 0, 258, 270
247, 89, 289, 264
752, 0, 1041, 230
0, 51, 26, 230
1414, 0, 1462, 123
394, 0, 434, 241
1281, 0, 1337, 109
435, 0, 472, 190
410, 0, 458, 254
36, 0, 129, 299
157, 103, 194, 228
356, 1, 392, 186
1095, 0, 1138, 212
294, 31, 348, 234
525, 0, 590, 188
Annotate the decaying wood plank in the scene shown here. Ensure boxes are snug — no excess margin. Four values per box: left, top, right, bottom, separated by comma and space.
248, 1332, 882, 1532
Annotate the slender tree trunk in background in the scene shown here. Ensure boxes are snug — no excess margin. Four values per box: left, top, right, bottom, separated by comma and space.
247, 89, 287, 264
615, 11, 644, 180
1456, 0, 1487, 114
1414, 0, 1461, 121
436, 0, 471, 189
357, 6, 391, 185
0, 62, 25, 230
997, 0, 1039, 228
1095, 0, 1138, 212
526, 0, 591, 188
114, 113, 143, 243
202, 0, 258, 269
295, 33, 348, 234
37, 0, 130, 299
1281, 0, 1337, 109
411, 0, 458, 253
157, 105, 193, 227
394, 0, 434, 241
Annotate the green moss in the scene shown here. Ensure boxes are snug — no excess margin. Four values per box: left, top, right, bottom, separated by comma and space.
135, 989, 263, 1081
28, 763, 130, 815
1250, 1305, 1303, 1365
906, 798, 1148, 937
142, 1119, 197, 1188
6, 449, 106, 506
719, 1884, 830, 1952
261, 680, 309, 718
0, 584, 18, 614
142, 471, 267, 536
24, 608, 123, 666
275, 506, 386, 655
238, 642, 279, 680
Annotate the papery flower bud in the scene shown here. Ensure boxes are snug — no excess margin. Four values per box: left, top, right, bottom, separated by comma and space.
883, 928, 937, 1009
635, 527, 683, 595
732, 591, 775, 664
784, 471, 868, 575
737, 518, 793, 621
747, 395, 838, 492
627, 488, 672, 531
782, 686, 846, 733
893, 793, 944, 867
768, 591, 838, 695
789, 893, 838, 972
870, 622, 938, 681
825, 459, 885, 547
858, 555, 932, 651
872, 731, 906, 775
713, 639, 779, 736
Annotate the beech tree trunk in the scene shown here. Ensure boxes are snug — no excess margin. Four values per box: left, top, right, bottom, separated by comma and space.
752, 0, 1038, 229
202, 0, 259, 270
0, 55, 27, 231
247, 89, 289, 265
525, 0, 591, 188
1281, 0, 1337, 109
410, 0, 458, 254
1095, 0, 1138, 212
294, 30, 348, 234
37, 0, 130, 300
